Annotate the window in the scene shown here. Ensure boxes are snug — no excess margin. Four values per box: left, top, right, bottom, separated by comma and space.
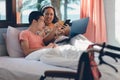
0, 0, 80, 27
61, 0, 80, 21
115, 0, 120, 45
16, 0, 52, 24
0, 0, 6, 20
0, 0, 13, 28
16, 0, 80, 24
16, 0, 39, 24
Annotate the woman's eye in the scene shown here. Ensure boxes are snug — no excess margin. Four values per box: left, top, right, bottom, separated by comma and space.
50, 13, 53, 16
45, 13, 53, 16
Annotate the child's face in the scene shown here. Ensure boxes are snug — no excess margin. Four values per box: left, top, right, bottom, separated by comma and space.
39, 16, 44, 22
37, 16, 45, 31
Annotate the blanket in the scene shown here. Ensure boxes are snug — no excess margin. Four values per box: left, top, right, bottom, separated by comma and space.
25, 34, 92, 69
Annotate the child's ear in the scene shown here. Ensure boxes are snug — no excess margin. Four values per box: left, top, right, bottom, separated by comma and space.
32, 19, 37, 23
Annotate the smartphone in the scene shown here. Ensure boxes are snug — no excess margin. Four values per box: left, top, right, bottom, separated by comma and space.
64, 19, 71, 26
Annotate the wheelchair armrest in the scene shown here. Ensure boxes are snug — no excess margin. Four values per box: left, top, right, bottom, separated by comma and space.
44, 70, 77, 79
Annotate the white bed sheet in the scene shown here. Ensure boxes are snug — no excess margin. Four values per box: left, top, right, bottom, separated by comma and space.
0, 34, 120, 80
0, 57, 75, 80
0, 56, 120, 80
25, 34, 92, 70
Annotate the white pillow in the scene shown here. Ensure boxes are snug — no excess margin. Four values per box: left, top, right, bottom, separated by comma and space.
54, 36, 69, 43
70, 34, 93, 50
6, 26, 24, 57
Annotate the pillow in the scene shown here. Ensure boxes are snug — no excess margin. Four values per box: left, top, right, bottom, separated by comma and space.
70, 17, 89, 38
6, 26, 24, 57
54, 35, 69, 44
70, 34, 93, 51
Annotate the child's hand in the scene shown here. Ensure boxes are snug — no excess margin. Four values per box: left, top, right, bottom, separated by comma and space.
47, 43, 57, 48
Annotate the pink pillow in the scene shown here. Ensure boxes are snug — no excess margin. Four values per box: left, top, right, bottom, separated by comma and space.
6, 26, 24, 57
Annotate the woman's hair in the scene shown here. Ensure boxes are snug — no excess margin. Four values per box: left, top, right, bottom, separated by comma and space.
29, 11, 43, 25
40, 6, 59, 23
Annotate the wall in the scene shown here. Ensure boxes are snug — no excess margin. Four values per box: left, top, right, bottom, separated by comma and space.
104, 0, 120, 47
115, 0, 120, 46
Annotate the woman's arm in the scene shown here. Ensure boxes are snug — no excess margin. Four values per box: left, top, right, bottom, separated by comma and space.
43, 28, 56, 45
43, 23, 70, 45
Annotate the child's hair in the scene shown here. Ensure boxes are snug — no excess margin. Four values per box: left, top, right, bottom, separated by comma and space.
28, 11, 43, 25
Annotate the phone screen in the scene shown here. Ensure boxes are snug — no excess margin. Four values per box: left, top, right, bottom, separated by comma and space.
64, 19, 71, 25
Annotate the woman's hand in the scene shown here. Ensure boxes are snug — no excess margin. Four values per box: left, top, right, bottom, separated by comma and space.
55, 24, 70, 37
63, 24, 70, 36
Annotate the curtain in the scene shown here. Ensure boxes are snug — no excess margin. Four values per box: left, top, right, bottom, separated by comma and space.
80, 0, 107, 43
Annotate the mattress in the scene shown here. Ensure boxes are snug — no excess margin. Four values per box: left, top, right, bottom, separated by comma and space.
0, 57, 75, 80
0, 55, 120, 80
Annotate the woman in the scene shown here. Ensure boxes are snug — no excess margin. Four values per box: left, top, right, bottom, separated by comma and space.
19, 11, 56, 56
41, 6, 70, 45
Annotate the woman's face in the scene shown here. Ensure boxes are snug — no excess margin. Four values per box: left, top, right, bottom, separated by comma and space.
43, 8, 54, 25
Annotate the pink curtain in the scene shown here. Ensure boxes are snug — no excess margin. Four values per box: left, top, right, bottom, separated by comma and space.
80, 0, 107, 43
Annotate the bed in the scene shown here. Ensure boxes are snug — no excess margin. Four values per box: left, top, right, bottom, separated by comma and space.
0, 57, 75, 80
0, 18, 120, 80
0, 33, 120, 80
0, 48, 120, 80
